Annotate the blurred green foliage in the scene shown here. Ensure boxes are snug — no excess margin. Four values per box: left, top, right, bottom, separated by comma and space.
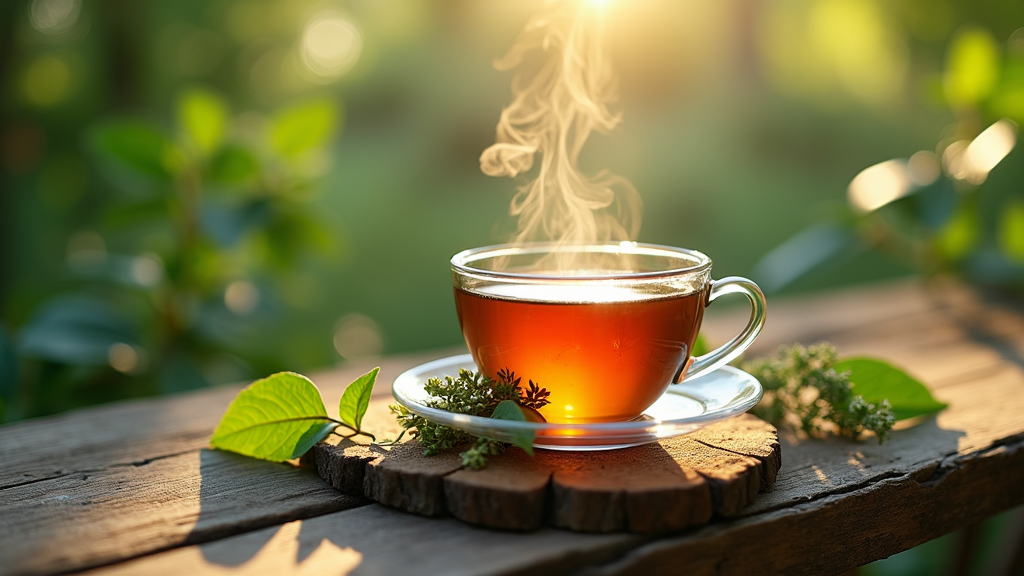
760, 23, 1024, 294
2, 0, 1024, 427
5, 84, 340, 419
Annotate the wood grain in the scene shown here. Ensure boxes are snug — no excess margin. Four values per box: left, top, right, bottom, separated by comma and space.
0, 350, 455, 576
308, 412, 780, 533
80, 436, 1024, 576
81, 505, 648, 576
7, 279, 1024, 576
580, 435, 1024, 576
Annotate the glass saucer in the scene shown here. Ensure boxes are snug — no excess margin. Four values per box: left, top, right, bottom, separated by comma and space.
391, 354, 763, 451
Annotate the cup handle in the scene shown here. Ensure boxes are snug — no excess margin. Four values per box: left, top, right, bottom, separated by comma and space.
678, 276, 767, 383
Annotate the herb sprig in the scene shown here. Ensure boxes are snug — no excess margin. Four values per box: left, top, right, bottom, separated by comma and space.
390, 367, 550, 469
743, 343, 946, 443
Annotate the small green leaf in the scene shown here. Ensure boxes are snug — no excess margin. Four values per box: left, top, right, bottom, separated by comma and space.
944, 26, 999, 108
998, 200, 1024, 262
261, 209, 335, 268
177, 87, 229, 155
268, 98, 339, 159
209, 145, 260, 185
491, 400, 524, 420
210, 372, 335, 461
836, 358, 947, 421
936, 204, 979, 261
992, 86, 1024, 124
104, 197, 170, 228
90, 122, 175, 181
339, 367, 379, 432
491, 399, 534, 456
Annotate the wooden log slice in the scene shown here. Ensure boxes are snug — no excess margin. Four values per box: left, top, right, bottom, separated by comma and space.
306, 398, 780, 533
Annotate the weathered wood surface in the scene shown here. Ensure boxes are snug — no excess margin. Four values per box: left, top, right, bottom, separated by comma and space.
308, 412, 780, 532
0, 351, 451, 576
579, 432, 1024, 576
3, 279, 1024, 576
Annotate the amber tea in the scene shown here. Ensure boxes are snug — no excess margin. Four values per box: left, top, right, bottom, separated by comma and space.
451, 243, 766, 425
456, 284, 707, 423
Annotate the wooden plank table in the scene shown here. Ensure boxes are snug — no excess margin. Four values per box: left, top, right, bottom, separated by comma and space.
2, 278, 1023, 576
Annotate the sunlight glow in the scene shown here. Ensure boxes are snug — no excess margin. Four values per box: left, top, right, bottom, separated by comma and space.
108, 343, 139, 374
131, 255, 163, 287
943, 120, 1017, 184
942, 140, 969, 181
23, 56, 71, 106
906, 150, 940, 186
848, 159, 911, 213
760, 0, 908, 105
225, 281, 259, 315
478, 283, 653, 304
964, 120, 1016, 184
29, 0, 80, 35
301, 13, 362, 82
333, 313, 384, 359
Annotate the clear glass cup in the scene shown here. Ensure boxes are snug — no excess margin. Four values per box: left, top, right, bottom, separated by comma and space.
451, 242, 767, 423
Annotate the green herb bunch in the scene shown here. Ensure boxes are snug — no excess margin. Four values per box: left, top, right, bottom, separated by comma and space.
391, 367, 549, 469
743, 343, 945, 443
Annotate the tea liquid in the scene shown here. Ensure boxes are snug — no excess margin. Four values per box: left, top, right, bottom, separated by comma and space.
454, 284, 706, 423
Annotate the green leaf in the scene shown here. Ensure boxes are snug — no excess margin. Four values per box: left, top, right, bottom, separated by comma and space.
835, 358, 947, 421
177, 87, 229, 155
202, 199, 271, 247
90, 122, 175, 182
998, 200, 1024, 263
338, 367, 378, 432
944, 26, 999, 108
491, 400, 534, 456
268, 99, 340, 159
261, 209, 335, 269
992, 87, 1024, 124
210, 372, 335, 461
209, 145, 260, 186
936, 203, 979, 261
991, 57, 1024, 122
104, 197, 170, 228
18, 296, 140, 366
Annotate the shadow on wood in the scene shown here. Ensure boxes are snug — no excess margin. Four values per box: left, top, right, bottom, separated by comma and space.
189, 449, 365, 568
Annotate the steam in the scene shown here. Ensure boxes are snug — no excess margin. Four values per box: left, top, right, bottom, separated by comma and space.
480, 0, 641, 250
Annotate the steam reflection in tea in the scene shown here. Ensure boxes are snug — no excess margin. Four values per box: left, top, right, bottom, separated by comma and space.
455, 283, 707, 424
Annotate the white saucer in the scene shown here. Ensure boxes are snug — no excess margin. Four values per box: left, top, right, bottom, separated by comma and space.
392, 354, 763, 451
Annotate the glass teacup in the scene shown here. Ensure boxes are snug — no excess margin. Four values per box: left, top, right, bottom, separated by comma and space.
451, 242, 767, 424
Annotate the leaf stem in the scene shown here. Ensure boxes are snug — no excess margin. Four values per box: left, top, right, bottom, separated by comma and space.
331, 428, 376, 442
372, 430, 407, 446
324, 417, 375, 439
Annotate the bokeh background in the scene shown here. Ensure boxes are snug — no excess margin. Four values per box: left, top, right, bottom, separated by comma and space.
1, 1, 1023, 572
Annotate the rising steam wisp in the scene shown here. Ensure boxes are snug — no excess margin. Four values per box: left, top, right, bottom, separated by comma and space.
481, 0, 641, 260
